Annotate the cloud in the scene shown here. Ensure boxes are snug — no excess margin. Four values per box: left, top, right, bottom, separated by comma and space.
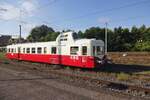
0, 4, 20, 20
0, 0, 38, 20
22, 23, 38, 37
21, 0, 38, 15
98, 17, 110, 24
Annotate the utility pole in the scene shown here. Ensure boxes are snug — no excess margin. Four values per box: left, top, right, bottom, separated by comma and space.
19, 24, 22, 43
19, 9, 22, 43
105, 22, 108, 55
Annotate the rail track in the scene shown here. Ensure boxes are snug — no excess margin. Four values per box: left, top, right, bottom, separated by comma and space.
41, 70, 150, 99
1, 60, 150, 99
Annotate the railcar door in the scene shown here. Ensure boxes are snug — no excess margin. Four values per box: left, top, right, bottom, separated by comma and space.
17, 47, 21, 60
81, 46, 88, 67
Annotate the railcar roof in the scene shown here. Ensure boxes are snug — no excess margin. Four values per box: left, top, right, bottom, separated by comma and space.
7, 41, 56, 47
74, 38, 104, 44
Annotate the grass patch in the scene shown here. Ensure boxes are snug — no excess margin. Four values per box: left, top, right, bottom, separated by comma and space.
65, 66, 71, 70
137, 71, 150, 75
117, 72, 130, 81
0, 52, 6, 59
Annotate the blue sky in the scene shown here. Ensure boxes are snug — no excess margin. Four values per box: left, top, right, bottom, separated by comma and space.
0, 0, 150, 38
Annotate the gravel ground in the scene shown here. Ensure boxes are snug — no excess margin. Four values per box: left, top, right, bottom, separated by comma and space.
0, 62, 135, 100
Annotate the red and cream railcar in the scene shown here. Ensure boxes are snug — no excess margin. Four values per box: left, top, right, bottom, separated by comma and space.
6, 32, 105, 68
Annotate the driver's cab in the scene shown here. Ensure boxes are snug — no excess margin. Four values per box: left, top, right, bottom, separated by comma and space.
91, 40, 104, 57
91, 40, 105, 65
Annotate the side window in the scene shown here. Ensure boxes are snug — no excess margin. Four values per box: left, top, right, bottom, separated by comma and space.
70, 46, 79, 55
14, 48, 16, 53
93, 46, 95, 56
51, 47, 56, 54
7, 48, 10, 53
18, 47, 21, 53
44, 47, 47, 54
7, 49, 8, 53
26, 48, 30, 54
23, 48, 25, 53
11, 48, 14, 53
32, 48, 36, 53
37, 47, 42, 54
82, 46, 87, 55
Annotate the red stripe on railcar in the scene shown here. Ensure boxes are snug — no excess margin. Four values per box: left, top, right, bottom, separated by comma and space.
6, 53, 97, 68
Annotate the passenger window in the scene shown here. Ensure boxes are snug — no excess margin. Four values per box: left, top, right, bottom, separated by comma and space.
11, 48, 13, 53
93, 46, 95, 56
7, 49, 9, 53
18, 48, 21, 53
70, 46, 79, 55
37, 47, 42, 54
23, 48, 25, 53
14, 48, 16, 53
7, 48, 10, 53
51, 47, 56, 54
44, 47, 47, 54
82, 46, 87, 55
26, 48, 30, 53
32, 48, 36, 53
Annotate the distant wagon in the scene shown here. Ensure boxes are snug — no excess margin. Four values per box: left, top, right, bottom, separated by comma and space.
6, 31, 106, 68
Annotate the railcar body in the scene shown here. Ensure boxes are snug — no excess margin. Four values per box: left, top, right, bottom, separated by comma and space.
6, 32, 105, 68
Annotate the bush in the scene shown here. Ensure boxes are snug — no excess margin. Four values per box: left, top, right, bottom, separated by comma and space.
117, 73, 130, 81
0, 52, 6, 59
133, 41, 150, 51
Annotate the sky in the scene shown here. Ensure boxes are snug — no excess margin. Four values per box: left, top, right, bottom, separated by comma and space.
0, 0, 150, 38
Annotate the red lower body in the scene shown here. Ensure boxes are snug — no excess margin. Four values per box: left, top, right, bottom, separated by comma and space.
6, 53, 102, 68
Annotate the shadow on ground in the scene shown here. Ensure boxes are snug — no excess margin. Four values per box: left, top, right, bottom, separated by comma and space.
0, 77, 57, 82
94, 64, 150, 74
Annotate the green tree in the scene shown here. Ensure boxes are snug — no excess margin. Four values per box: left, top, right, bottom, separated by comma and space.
78, 31, 84, 38
27, 25, 54, 42
45, 32, 60, 41
84, 27, 105, 40
143, 27, 150, 41
133, 41, 150, 51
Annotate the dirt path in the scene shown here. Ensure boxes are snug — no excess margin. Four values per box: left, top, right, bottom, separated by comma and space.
0, 63, 140, 100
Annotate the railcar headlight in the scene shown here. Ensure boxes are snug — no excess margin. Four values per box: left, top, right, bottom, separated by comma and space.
98, 60, 102, 64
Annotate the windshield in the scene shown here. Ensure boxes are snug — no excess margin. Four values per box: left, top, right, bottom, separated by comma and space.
93, 46, 104, 56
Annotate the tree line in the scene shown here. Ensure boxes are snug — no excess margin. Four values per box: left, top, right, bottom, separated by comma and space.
27, 25, 150, 52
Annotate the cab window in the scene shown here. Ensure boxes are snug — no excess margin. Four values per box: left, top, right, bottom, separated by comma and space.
97, 46, 101, 55
82, 46, 87, 55
70, 46, 79, 55
97, 46, 104, 55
